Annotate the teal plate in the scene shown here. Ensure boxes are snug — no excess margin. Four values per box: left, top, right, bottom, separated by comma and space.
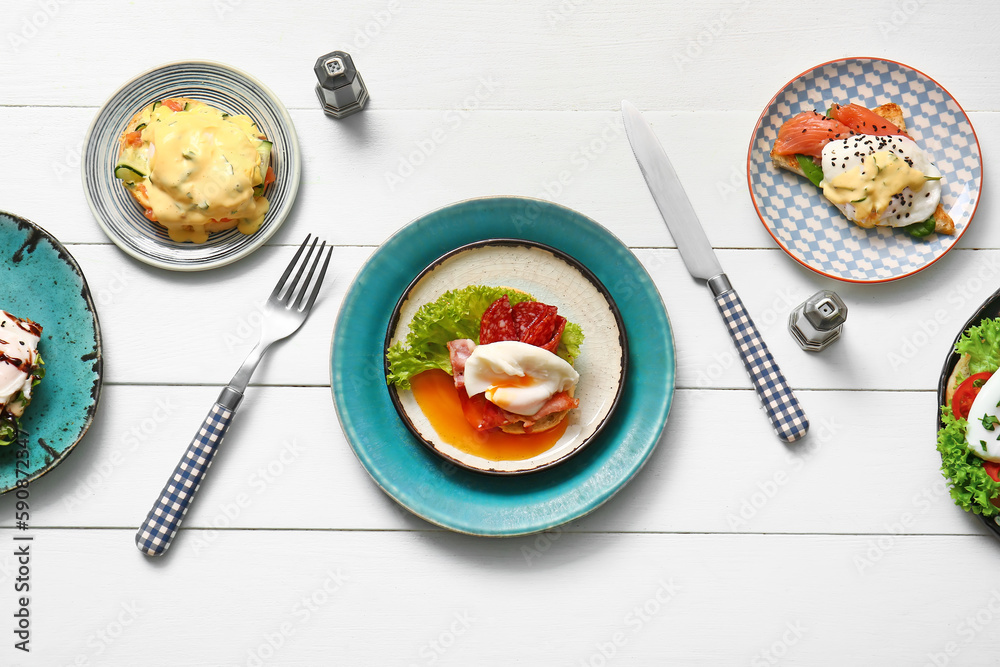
331, 197, 674, 536
0, 212, 103, 493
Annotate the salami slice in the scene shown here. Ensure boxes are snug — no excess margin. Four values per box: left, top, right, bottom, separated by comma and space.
512, 301, 551, 336
479, 295, 518, 344
537, 316, 566, 353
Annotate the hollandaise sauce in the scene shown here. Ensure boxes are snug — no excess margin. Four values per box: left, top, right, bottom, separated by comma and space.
115, 98, 272, 243
410, 369, 567, 461
819, 135, 941, 228
822, 151, 927, 224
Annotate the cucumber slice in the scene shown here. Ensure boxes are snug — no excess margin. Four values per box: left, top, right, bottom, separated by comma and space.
114, 155, 147, 182
254, 140, 273, 191
114, 165, 145, 182
256, 140, 272, 174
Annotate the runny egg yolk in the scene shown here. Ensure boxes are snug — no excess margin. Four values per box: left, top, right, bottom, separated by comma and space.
410, 369, 567, 460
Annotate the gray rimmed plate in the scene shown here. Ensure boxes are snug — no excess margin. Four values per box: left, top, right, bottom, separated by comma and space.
385, 239, 628, 474
82, 60, 301, 271
0, 211, 102, 493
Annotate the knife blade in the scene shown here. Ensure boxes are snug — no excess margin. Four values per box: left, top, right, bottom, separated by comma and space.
621, 100, 809, 442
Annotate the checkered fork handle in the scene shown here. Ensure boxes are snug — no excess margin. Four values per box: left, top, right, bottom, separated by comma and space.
714, 290, 809, 442
135, 403, 234, 556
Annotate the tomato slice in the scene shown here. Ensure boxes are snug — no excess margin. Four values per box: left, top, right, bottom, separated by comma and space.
984, 461, 1000, 483
125, 130, 143, 147
952, 372, 994, 420
163, 98, 185, 112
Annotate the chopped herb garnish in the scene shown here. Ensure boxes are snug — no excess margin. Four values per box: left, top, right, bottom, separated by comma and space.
981, 414, 1000, 431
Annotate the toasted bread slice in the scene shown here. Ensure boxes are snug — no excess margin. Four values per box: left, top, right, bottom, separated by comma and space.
498, 387, 576, 435
945, 353, 971, 408
771, 103, 954, 235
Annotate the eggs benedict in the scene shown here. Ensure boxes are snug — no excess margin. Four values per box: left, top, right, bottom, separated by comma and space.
771, 102, 954, 237
386, 285, 585, 445
464, 341, 579, 417
114, 97, 274, 244
0, 310, 44, 446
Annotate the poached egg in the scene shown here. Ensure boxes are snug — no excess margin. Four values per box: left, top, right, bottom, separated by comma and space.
463, 341, 578, 416
820, 135, 941, 228
0, 311, 42, 416
964, 371, 1000, 463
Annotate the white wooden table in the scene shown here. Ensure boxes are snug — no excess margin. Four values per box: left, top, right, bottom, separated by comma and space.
2, 1, 998, 664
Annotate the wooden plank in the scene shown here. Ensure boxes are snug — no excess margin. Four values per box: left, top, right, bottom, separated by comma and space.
0, 529, 998, 665
44, 244, 1000, 390
2, 106, 995, 249
3, 0, 997, 112
0, 385, 982, 537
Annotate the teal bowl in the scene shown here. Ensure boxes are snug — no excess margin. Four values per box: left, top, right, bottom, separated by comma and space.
0, 212, 103, 493
331, 197, 674, 536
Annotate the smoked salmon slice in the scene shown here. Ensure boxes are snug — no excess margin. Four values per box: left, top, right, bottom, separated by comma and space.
828, 103, 910, 138
772, 111, 856, 158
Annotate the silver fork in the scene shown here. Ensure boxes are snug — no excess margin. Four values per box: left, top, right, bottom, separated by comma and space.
136, 236, 333, 556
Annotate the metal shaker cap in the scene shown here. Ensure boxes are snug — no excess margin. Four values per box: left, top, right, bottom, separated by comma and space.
788, 290, 847, 352
314, 51, 369, 118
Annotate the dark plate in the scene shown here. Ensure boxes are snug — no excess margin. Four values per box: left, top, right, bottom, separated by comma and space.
937, 287, 1000, 539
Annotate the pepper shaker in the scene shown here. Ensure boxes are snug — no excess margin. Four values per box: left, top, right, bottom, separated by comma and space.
788, 290, 847, 352
314, 51, 369, 119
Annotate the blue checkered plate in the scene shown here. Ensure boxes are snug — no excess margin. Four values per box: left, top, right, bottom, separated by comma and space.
82, 61, 301, 271
747, 58, 982, 283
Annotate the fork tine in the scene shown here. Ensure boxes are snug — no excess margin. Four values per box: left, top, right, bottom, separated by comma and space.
293, 241, 327, 310
270, 234, 311, 300
303, 243, 333, 313
281, 237, 319, 303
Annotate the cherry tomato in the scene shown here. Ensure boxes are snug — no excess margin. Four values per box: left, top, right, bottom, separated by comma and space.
952, 372, 994, 420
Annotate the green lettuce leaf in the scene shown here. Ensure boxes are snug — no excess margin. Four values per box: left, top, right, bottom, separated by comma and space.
0, 418, 17, 447
937, 408, 999, 517
955, 318, 1000, 374
386, 285, 585, 390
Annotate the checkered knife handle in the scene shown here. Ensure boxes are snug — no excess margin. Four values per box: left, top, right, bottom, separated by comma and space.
714, 289, 809, 442
135, 403, 234, 556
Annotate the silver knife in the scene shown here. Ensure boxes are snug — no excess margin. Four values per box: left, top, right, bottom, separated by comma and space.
621, 100, 808, 442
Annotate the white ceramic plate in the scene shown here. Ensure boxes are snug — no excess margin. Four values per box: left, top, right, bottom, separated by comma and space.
82, 60, 301, 271
385, 239, 627, 474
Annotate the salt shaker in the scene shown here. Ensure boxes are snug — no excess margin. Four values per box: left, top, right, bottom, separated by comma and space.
314, 51, 369, 119
788, 290, 847, 352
